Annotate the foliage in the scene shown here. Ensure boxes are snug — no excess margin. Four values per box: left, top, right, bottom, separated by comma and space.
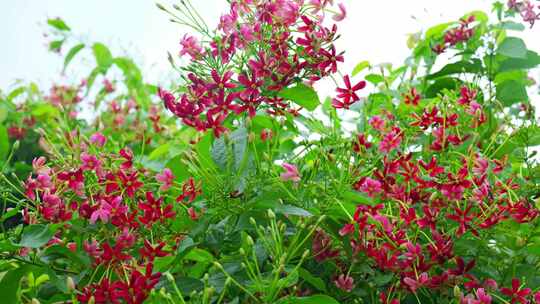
1, 1, 540, 304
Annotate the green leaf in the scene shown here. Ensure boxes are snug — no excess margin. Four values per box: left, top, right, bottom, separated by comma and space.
496, 80, 528, 106
426, 59, 482, 80
0, 126, 9, 162
184, 248, 214, 263
500, 21, 525, 31
49, 40, 64, 52
279, 295, 340, 304
365, 73, 384, 85
497, 37, 527, 59
425, 22, 455, 40
165, 154, 190, 182
92, 42, 113, 71
462, 10, 488, 23
63, 43, 85, 72
0, 265, 34, 304
498, 50, 540, 72
425, 78, 462, 98
298, 268, 327, 292
47, 18, 70, 31
352, 61, 370, 76
211, 127, 248, 172
278, 83, 320, 111
19, 224, 55, 248
149, 143, 171, 160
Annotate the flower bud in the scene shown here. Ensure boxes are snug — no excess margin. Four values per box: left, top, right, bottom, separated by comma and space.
66, 276, 76, 291
246, 235, 254, 246
453, 285, 462, 298
31, 299, 40, 304
267, 209, 276, 219
239, 248, 246, 256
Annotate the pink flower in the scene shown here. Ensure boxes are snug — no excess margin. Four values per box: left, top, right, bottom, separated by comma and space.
358, 177, 382, 197
90, 201, 112, 224
180, 34, 203, 60
156, 168, 174, 191
81, 152, 102, 172
334, 274, 355, 292
32, 157, 50, 175
369, 115, 385, 131
379, 127, 402, 154
240, 24, 256, 42
280, 163, 301, 182
89, 132, 107, 147
332, 3, 347, 21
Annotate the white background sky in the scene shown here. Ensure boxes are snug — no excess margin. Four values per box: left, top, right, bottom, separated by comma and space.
1, 0, 539, 91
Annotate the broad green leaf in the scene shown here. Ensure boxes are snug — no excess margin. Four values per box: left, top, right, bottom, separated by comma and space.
500, 21, 525, 31
498, 50, 540, 71
496, 80, 528, 106
365, 73, 384, 85
425, 77, 462, 98
211, 127, 248, 172
40, 245, 90, 267
19, 224, 55, 248
47, 18, 70, 31
279, 295, 340, 304
278, 83, 320, 111
0, 265, 34, 304
7, 87, 25, 102
497, 37, 527, 59
426, 59, 482, 79
298, 268, 327, 292
352, 60, 370, 76
165, 154, 190, 182
63, 43, 85, 72
92, 42, 113, 71
184, 248, 214, 263
149, 143, 171, 160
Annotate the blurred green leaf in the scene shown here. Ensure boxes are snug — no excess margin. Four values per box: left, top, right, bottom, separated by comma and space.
497, 37, 527, 59
92, 42, 113, 72
63, 43, 85, 72
19, 224, 55, 248
47, 18, 70, 31
496, 80, 528, 106
278, 84, 320, 111
352, 61, 370, 76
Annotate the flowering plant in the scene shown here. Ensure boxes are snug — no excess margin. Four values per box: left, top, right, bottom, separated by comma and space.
1, 1, 540, 304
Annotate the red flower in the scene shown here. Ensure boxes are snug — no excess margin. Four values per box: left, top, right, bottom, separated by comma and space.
333, 75, 366, 109
319, 46, 344, 74
501, 278, 531, 304
119, 148, 134, 170
118, 171, 143, 198
138, 192, 175, 227
238, 72, 263, 99
208, 70, 236, 92
403, 87, 421, 106
140, 240, 168, 261
334, 274, 355, 292
177, 177, 202, 203
447, 206, 477, 237
57, 169, 84, 195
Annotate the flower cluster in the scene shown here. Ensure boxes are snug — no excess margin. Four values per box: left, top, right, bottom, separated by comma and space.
508, 0, 540, 27
327, 83, 539, 300
159, 0, 347, 136
432, 15, 477, 54
21, 139, 202, 303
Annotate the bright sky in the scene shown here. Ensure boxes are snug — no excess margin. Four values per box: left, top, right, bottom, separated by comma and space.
1, 0, 539, 91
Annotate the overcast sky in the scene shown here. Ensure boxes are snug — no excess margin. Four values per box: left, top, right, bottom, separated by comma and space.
1, 0, 539, 91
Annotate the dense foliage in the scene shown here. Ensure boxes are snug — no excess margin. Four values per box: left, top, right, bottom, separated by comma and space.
1, 1, 540, 303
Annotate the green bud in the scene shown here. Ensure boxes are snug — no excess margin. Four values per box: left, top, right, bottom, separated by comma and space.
267, 209, 276, 219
